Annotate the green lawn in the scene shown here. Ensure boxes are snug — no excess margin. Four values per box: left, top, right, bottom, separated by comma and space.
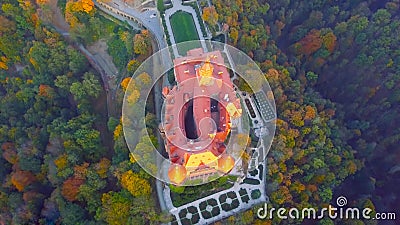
169, 11, 201, 55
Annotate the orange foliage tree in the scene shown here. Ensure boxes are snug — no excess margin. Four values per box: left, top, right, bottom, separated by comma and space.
11, 170, 36, 192
0, 56, 9, 70
1, 142, 18, 164
38, 84, 55, 98
69, 0, 94, 13
297, 29, 323, 56
61, 176, 85, 201
120, 77, 131, 92
73, 162, 89, 179
304, 105, 317, 120
81, 0, 94, 13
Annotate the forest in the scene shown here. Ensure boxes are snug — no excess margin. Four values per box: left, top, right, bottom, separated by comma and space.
0, 0, 164, 224
0, 0, 399, 224
212, 0, 399, 224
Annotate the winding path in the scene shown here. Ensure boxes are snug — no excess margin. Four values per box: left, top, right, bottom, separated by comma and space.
93, 0, 172, 212
41, 0, 117, 117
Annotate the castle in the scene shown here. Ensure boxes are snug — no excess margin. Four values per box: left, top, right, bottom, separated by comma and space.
160, 48, 242, 185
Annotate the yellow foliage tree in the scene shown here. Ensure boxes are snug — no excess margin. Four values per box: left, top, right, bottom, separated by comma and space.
127, 59, 139, 73
202, 6, 219, 26
113, 124, 123, 140
289, 110, 304, 127
290, 181, 306, 193
0, 61, 7, 70
347, 161, 357, 175
54, 154, 68, 170
95, 157, 111, 178
137, 72, 152, 87
129, 153, 137, 163
65, 1, 79, 28
322, 31, 337, 53
127, 89, 140, 104
229, 27, 239, 45
120, 170, 151, 197
101, 191, 131, 225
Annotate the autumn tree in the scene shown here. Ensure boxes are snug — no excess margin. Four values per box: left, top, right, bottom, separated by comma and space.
240, 210, 254, 225
61, 176, 85, 201
133, 30, 151, 55
113, 123, 123, 140
127, 59, 140, 73
66, 0, 94, 14
295, 29, 323, 56
136, 72, 152, 89
202, 6, 219, 27
229, 27, 239, 45
94, 158, 111, 178
322, 31, 337, 53
38, 84, 55, 99
98, 190, 134, 225
1, 142, 18, 165
120, 170, 151, 197
11, 170, 36, 192
120, 77, 131, 92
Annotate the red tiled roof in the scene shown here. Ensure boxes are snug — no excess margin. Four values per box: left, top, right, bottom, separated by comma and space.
163, 49, 241, 183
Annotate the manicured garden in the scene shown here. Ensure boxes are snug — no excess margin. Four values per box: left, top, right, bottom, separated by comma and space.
169, 11, 201, 55
170, 175, 237, 207
170, 11, 199, 42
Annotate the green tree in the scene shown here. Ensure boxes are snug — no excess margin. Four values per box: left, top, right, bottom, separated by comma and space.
82, 72, 102, 98
67, 47, 88, 74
